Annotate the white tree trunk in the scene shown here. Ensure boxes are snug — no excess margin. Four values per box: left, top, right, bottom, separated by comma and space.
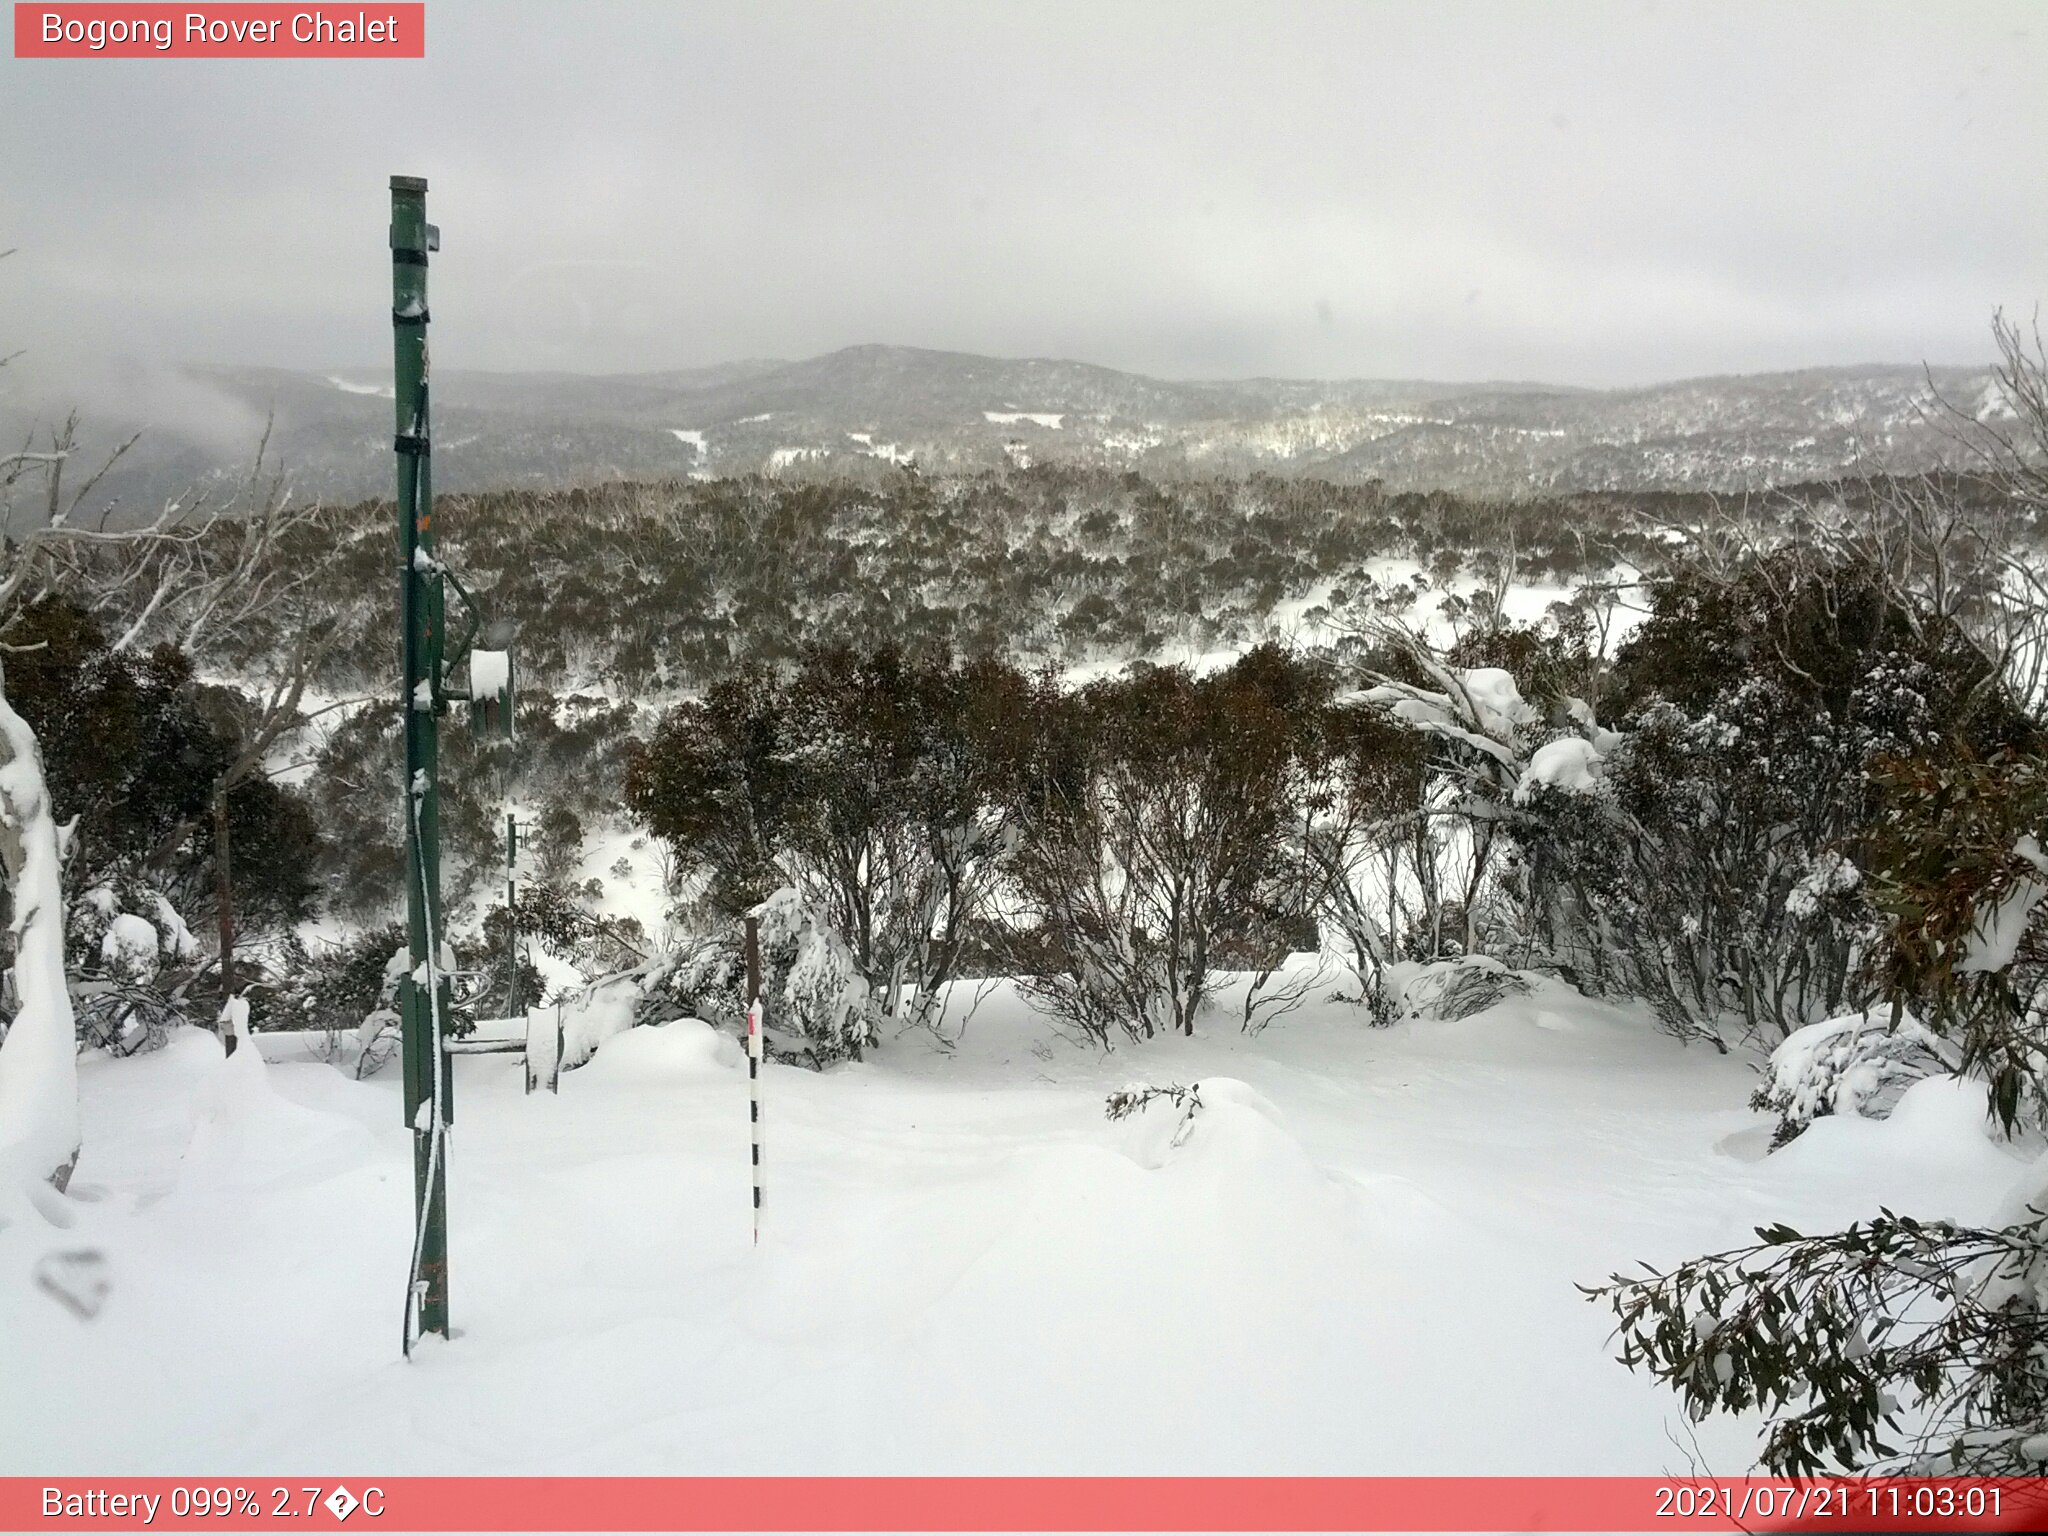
0, 674, 81, 1194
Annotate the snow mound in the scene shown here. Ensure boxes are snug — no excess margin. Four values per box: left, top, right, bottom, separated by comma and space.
554, 975, 643, 1069
1885, 1073, 2004, 1144
1115, 1077, 1336, 1207
1761, 1073, 2023, 1213
144, 1025, 258, 1098
572, 1019, 743, 1085
171, 1038, 374, 1202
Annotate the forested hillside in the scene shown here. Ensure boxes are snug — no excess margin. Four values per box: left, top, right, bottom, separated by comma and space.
1, 346, 2002, 527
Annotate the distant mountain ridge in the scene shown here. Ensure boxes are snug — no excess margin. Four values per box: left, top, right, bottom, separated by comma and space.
0, 342, 2005, 526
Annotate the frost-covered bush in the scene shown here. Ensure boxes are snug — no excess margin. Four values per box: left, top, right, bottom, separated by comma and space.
1751, 1007, 1960, 1147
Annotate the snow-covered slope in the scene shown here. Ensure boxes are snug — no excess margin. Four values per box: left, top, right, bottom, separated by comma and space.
2, 972, 2030, 1474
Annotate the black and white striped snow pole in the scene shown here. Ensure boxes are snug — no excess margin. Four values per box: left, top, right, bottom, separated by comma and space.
744, 915, 763, 1245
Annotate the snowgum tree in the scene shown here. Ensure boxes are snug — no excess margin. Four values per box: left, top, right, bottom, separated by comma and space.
1294, 693, 1429, 1017
1589, 317, 2048, 1475
627, 648, 1033, 1033
1004, 649, 1309, 1044
1347, 620, 1609, 972
0, 271, 264, 1195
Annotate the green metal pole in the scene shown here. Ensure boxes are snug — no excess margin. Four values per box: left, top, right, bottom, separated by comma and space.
392, 174, 451, 1343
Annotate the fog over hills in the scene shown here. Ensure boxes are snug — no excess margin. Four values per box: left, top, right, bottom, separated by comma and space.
1, 342, 2002, 526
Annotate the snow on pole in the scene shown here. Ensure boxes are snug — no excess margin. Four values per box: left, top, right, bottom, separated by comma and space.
745, 914, 763, 1246
218, 992, 250, 1057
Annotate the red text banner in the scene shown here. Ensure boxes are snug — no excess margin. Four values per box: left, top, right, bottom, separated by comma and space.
14, 5, 424, 58
5, 1477, 2048, 1533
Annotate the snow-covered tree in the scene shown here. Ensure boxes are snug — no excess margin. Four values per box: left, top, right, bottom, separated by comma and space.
0, 264, 260, 1193
1588, 315, 2048, 1474
627, 649, 1032, 1032
0, 677, 79, 1192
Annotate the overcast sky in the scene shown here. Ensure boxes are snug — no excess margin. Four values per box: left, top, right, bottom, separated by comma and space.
2, 0, 2043, 386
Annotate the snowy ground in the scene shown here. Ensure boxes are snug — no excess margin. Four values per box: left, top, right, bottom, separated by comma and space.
2, 974, 2033, 1477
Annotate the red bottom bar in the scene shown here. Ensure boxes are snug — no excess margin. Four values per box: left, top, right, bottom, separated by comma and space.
5, 1477, 2048, 1533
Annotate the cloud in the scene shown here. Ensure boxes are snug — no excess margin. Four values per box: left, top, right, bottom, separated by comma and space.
1, 0, 2042, 386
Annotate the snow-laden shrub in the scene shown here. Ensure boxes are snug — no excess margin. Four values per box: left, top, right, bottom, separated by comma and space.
1514, 685, 1889, 1046
766, 890, 874, 1058
1390, 955, 1532, 1021
67, 880, 198, 982
62, 879, 201, 1054
1751, 1007, 1961, 1147
655, 888, 876, 1064
276, 924, 408, 1077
